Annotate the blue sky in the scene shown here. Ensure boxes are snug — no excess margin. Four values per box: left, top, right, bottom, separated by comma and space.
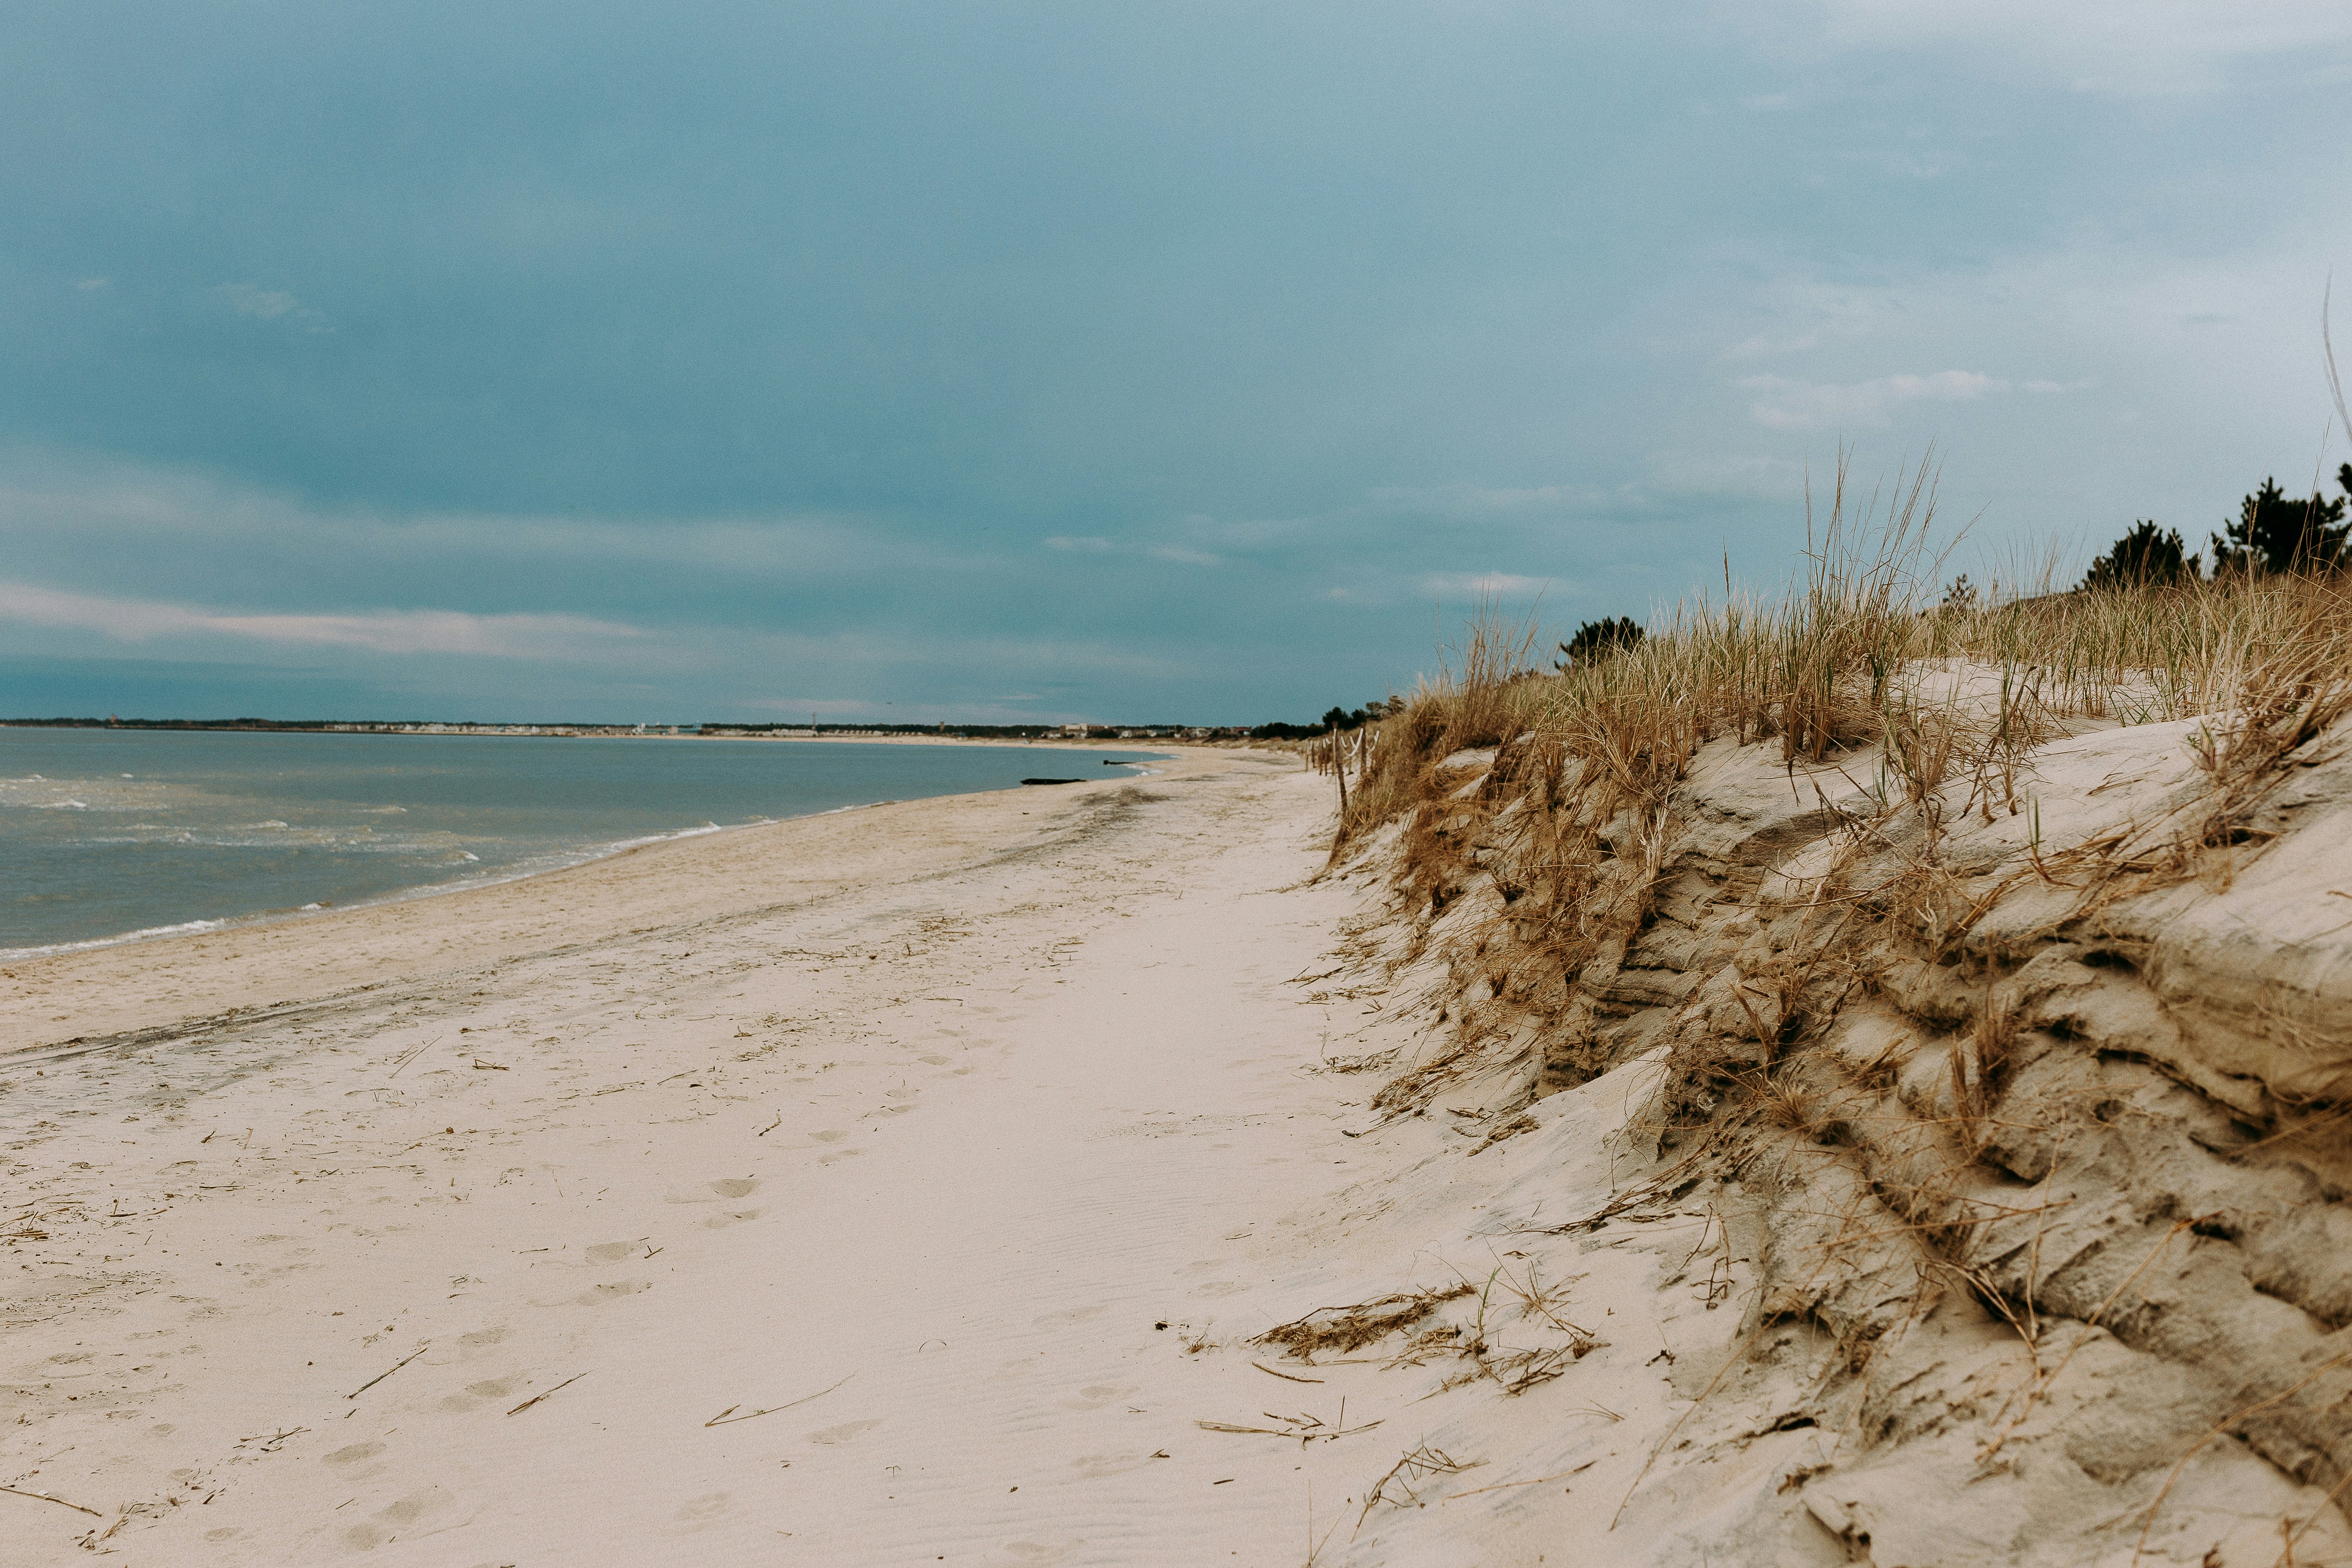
3, 1, 2349, 723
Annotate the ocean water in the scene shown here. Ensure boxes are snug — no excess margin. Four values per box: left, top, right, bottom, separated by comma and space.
0, 729, 1165, 956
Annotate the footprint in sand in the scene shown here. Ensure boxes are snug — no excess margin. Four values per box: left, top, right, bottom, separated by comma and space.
810, 1130, 850, 1142
437, 1377, 518, 1413
997, 1540, 1082, 1565
584, 1240, 647, 1264
705, 1209, 762, 1229
323, 1440, 389, 1480
807, 1419, 883, 1446
340, 1484, 468, 1552
1032, 1303, 1107, 1329
918, 1054, 952, 1066
665, 1177, 761, 1205
670, 1492, 734, 1531
457, 1325, 509, 1356
1071, 1452, 1155, 1479
575, 1279, 651, 1305
1057, 1384, 1137, 1411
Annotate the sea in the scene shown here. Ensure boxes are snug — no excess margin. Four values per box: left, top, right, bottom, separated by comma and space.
0, 728, 1166, 957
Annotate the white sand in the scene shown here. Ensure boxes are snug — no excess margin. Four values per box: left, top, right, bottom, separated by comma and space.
2, 748, 1537, 1564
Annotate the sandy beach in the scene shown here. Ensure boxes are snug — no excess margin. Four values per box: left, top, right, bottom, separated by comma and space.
3, 747, 1480, 1564
20, 709, 2347, 1568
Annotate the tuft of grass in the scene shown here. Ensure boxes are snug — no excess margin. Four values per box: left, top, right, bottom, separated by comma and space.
1258, 1284, 1477, 1362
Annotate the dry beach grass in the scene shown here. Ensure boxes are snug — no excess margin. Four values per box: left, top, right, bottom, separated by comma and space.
1295, 489, 2352, 1564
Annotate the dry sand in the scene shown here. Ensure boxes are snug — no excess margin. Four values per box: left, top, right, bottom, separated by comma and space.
1, 747, 1545, 1564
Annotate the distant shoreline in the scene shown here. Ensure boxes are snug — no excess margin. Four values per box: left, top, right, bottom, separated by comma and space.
0, 717, 1230, 743
0, 735, 1197, 963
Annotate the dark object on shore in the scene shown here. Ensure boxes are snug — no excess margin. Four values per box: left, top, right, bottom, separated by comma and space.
1021, 777, 1084, 786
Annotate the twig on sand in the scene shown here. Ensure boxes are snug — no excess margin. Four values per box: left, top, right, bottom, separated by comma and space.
347, 1346, 428, 1400
507, 1373, 585, 1417
757, 1111, 782, 1136
1356, 1446, 1482, 1534
1250, 1360, 1324, 1384
1197, 1397, 1380, 1447
704, 1371, 855, 1427
387, 1039, 440, 1078
0, 1486, 101, 1518
1443, 1460, 1594, 1503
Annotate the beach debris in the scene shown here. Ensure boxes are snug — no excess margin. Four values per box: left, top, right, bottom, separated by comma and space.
237, 1427, 309, 1453
1196, 1398, 1380, 1446
386, 1039, 439, 1077
703, 1371, 855, 1427
1441, 1459, 1593, 1506
346, 1346, 427, 1400
1358, 1446, 1482, 1529
506, 1373, 585, 1416
0, 1485, 102, 1518
1256, 1284, 1473, 1362
1250, 1361, 1324, 1384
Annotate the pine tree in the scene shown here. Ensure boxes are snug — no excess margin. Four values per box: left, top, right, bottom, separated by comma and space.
1556, 616, 1644, 670
2211, 468, 2350, 575
2082, 521, 2198, 590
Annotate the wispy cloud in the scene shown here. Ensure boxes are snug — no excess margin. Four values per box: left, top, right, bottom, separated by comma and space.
1144, 544, 1223, 566
1045, 534, 1224, 566
1419, 571, 1552, 599
216, 283, 330, 332
1364, 480, 1617, 516
1737, 369, 2011, 429
0, 581, 643, 659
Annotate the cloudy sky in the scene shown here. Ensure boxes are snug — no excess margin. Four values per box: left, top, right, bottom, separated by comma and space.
4, 2, 2349, 723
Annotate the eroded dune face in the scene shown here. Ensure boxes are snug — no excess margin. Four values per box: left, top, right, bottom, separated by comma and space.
1330, 702, 2352, 1567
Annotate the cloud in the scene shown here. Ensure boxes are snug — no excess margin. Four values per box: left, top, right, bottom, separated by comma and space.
0, 580, 644, 660
1361, 480, 1618, 517
0, 445, 895, 585
1144, 544, 1223, 566
215, 283, 329, 331
1738, 369, 2011, 429
1044, 534, 1225, 565
1419, 572, 1552, 599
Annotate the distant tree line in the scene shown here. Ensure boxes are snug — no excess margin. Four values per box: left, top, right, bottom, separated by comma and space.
2078, 464, 2352, 589
1247, 698, 1402, 739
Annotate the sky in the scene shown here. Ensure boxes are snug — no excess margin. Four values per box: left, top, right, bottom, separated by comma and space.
3, 1, 2350, 725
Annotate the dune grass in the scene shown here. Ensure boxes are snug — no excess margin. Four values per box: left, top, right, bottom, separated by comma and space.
1315, 461, 2352, 863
